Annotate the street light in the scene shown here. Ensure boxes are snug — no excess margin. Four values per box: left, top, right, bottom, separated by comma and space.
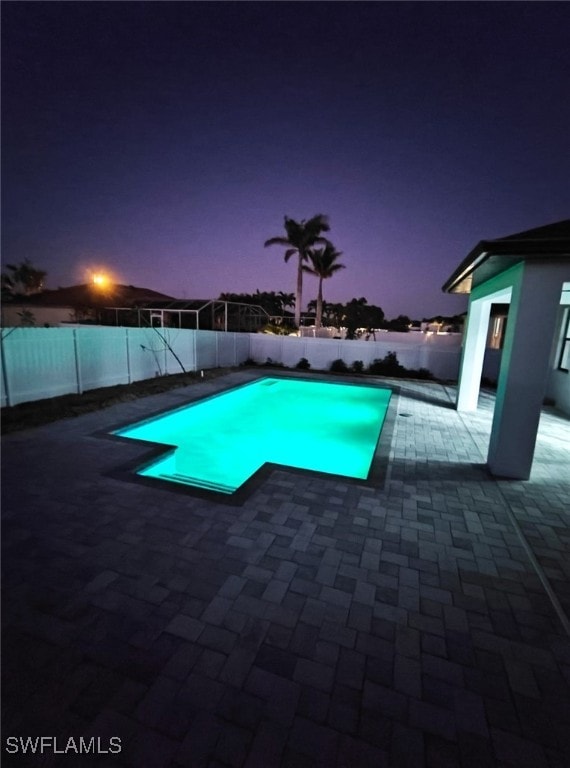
92, 273, 108, 288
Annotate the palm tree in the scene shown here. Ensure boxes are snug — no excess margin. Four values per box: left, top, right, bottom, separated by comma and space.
264, 215, 331, 328
277, 291, 295, 317
1, 260, 46, 296
303, 245, 345, 331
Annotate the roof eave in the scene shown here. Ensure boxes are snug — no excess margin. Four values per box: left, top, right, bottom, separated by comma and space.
442, 240, 487, 294
442, 237, 570, 294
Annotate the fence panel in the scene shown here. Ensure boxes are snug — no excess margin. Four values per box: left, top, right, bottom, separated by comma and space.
297, 338, 340, 370
0, 326, 477, 408
235, 334, 250, 364
418, 347, 460, 380
77, 327, 130, 391
161, 329, 195, 375
122, 328, 166, 382
281, 338, 306, 367
249, 335, 283, 365
1, 328, 78, 405
217, 332, 236, 366
248, 332, 464, 380
196, 331, 218, 370
0, 343, 7, 408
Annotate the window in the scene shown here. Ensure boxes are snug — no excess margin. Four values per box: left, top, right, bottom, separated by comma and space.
489, 315, 506, 350
558, 309, 570, 372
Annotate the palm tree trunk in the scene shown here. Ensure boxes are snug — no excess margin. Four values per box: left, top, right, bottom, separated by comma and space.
316, 278, 323, 331
295, 255, 303, 328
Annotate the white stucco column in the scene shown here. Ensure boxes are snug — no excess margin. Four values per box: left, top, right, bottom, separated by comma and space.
457, 285, 512, 411
457, 297, 492, 411
487, 261, 568, 479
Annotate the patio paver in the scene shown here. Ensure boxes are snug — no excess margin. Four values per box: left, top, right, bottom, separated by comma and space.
2, 370, 569, 767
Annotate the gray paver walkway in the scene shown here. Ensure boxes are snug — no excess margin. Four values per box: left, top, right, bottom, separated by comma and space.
2, 370, 570, 767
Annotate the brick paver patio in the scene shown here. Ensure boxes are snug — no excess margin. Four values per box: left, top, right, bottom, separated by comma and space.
2, 370, 569, 767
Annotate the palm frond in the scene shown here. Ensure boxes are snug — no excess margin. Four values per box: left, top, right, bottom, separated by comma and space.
283, 248, 299, 262
264, 236, 291, 248
306, 214, 330, 234
304, 243, 345, 278
313, 236, 334, 248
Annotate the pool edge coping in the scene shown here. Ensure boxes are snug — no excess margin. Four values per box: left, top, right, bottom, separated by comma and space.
95, 370, 400, 506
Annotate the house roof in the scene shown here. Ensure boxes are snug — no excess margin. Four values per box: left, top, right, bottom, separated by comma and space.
12, 283, 176, 308
442, 219, 570, 294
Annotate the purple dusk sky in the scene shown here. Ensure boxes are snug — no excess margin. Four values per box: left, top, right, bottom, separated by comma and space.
2, 2, 569, 319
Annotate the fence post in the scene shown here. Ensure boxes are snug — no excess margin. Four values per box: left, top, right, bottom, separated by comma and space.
125, 328, 132, 384
73, 328, 83, 394
0, 331, 12, 407
163, 331, 168, 375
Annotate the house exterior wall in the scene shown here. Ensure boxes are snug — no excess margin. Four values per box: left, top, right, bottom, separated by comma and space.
456, 261, 569, 479
549, 366, 570, 414
546, 302, 570, 414
1, 304, 76, 327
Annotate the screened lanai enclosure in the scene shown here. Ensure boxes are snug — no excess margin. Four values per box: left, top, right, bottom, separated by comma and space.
99, 299, 277, 333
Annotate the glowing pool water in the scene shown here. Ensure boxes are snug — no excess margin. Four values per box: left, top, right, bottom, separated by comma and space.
113, 377, 392, 494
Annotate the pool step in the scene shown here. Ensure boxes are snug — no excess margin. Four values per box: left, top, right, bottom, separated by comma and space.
159, 472, 236, 494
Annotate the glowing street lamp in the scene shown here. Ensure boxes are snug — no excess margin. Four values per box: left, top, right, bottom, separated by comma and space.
92, 273, 108, 288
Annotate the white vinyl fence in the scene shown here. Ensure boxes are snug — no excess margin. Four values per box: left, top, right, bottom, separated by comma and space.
0, 325, 502, 408
250, 332, 464, 381
0, 327, 250, 407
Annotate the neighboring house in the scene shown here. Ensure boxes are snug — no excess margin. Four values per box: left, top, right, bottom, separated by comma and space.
1, 286, 286, 334
1, 283, 175, 327
419, 315, 465, 334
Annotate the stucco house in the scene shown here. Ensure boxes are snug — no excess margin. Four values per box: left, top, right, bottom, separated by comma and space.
443, 219, 570, 479
1, 283, 175, 327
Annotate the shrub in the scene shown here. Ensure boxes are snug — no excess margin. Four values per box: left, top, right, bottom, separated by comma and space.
413, 367, 434, 380
241, 357, 257, 367
296, 357, 311, 370
330, 358, 348, 373
368, 351, 406, 377
351, 360, 364, 373
366, 353, 435, 380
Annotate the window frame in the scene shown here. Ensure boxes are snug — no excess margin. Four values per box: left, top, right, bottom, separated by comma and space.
557, 308, 570, 373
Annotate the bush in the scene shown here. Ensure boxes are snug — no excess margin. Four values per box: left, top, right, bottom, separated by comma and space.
296, 357, 311, 370
368, 351, 406, 377
264, 357, 284, 367
412, 367, 434, 380
351, 360, 364, 373
330, 358, 348, 373
367, 352, 435, 380
241, 358, 257, 367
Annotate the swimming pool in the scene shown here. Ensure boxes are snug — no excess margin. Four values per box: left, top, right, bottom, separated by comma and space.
112, 377, 392, 495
